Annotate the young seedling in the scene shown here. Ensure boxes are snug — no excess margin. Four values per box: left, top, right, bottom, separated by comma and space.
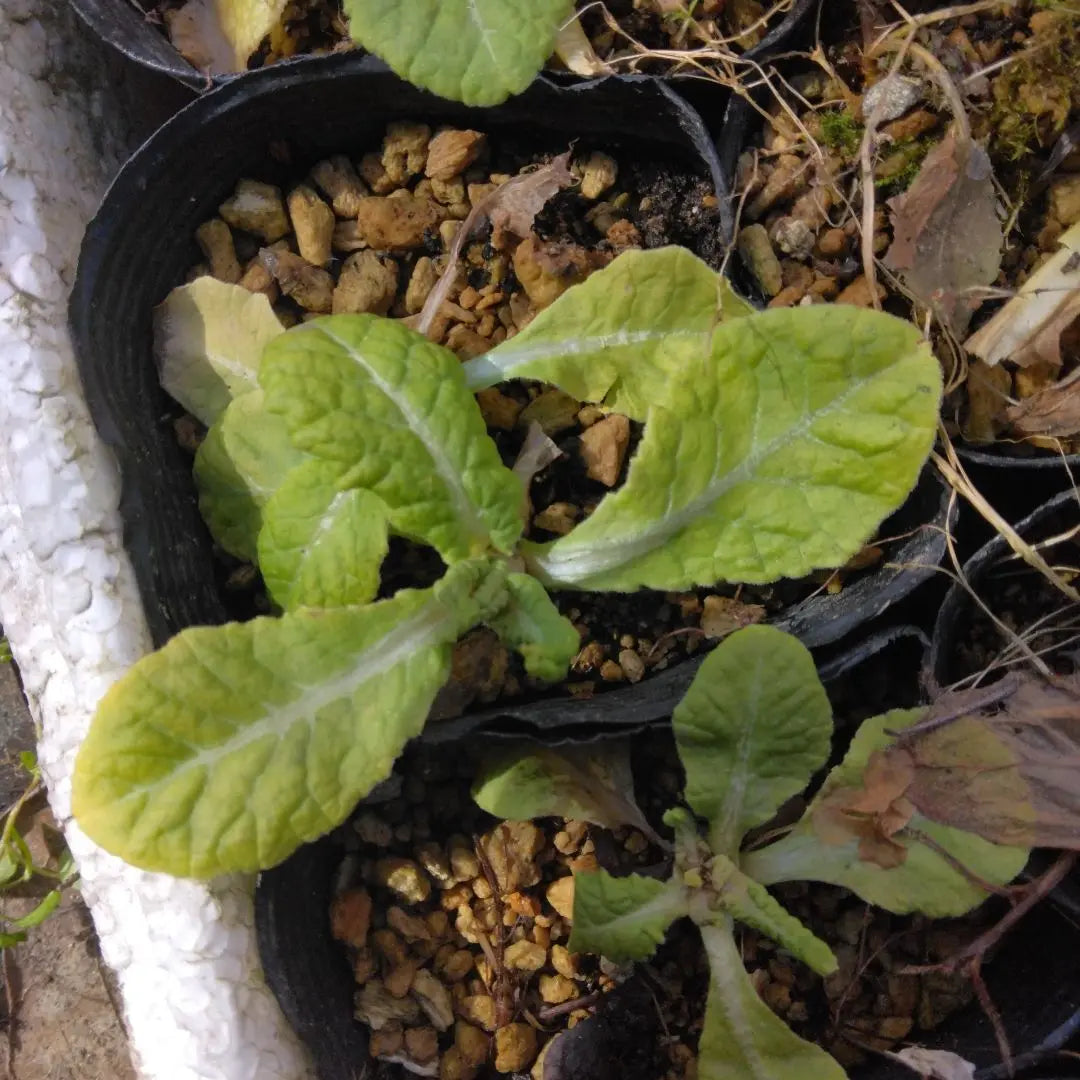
73, 246, 943, 879
473, 624, 1030, 1079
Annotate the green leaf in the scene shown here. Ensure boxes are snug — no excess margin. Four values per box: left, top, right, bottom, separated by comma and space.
72, 559, 508, 878
0, 932, 26, 949
568, 870, 688, 961
673, 626, 832, 855
260, 315, 524, 562
472, 742, 661, 843
484, 572, 579, 682
525, 305, 942, 591
705, 854, 836, 976
194, 390, 308, 561
743, 709, 1029, 917
0, 849, 20, 887
257, 459, 389, 611
8, 889, 61, 931
342, 0, 574, 106
463, 248, 751, 419
697, 920, 848, 1080
155, 277, 283, 426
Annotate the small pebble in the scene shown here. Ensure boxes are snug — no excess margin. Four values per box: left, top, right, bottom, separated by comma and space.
494, 1022, 537, 1073
426, 129, 487, 181
374, 857, 432, 904
618, 649, 645, 684
579, 151, 618, 199
546, 876, 575, 919
219, 179, 289, 242
195, 218, 241, 283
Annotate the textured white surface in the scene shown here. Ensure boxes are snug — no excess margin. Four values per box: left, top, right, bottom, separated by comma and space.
0, 4, 314, 1078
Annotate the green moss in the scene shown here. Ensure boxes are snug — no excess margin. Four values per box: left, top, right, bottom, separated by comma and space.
874, 137, 934, 194
989, 10, 1080, 161
819, 108, 863, 156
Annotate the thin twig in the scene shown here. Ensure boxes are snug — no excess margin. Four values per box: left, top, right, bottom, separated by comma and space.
537, 990, 604, 1024
904, 851, 1078, 977
934, 440, 1080, 609
887, 673, 1021, 738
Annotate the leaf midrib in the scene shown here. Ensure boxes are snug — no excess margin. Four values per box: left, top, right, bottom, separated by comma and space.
533, 360, 894, 584
315, 323, 491, 553
461, 328, 709, 390
119, 599, 454, 801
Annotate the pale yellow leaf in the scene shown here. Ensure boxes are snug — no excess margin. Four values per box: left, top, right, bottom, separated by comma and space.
168, 0, 288, 74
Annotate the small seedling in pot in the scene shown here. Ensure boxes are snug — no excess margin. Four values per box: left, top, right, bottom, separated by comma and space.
473, 624, 1030, 1080
72, 245, 942, 879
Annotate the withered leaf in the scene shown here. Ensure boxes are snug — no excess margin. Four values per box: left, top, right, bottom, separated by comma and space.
166, 0, 287, 74
812, 750, 915, 869
417, 152, 574, 338
884, 127, 1002, 335
552, 15, 614, 77
887, 671, 1080, 850
488, 151, 575, 241
1006, 369, 1080, 438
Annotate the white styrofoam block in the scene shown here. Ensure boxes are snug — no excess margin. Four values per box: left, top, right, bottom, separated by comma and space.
0, 3, 314, 1077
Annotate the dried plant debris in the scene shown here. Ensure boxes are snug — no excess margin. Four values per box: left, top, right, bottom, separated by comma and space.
961, 221, 1080, 448
884, 127, 1002, 336
160, 0, 349, 72
878, 670, 1080, 852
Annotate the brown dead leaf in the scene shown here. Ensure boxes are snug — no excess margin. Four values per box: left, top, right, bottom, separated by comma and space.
961, 360, 1011, 444
813, 750, 916, 868
813, 780, 913, 869
900, 672, 1080, 849
699, 595, 767, 639
866, 671, 1080, 851
416, 152, 573, 338
884, 127, 1002, 335
1005, 368, 1080, 438
166, 0, 287, 74
487, 152, 575, 242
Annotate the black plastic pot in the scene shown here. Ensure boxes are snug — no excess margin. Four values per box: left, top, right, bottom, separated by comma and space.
70, 54, 731, 646
253, 627, 919, 1080
930, 488, 1080, 687
69, 0, 210, 89
257, 625, 1080, 1080
955, 444, 1080, 470
68, 0, 820, 96
70, 50, 952, 727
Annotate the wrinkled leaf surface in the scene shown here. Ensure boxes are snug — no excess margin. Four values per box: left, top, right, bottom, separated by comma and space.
73, 561, 507, 878
673, 625, 833, 855
525, 305, 941, 591
260, 315, 523, 562
342, 0, 574, 105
